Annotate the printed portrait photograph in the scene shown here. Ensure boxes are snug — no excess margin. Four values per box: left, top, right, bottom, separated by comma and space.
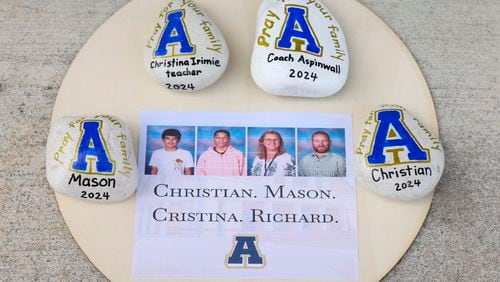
144, 126, 196, 176
297, 128, 346, 177
247, 127, 296, 177
196, 127, 246, 176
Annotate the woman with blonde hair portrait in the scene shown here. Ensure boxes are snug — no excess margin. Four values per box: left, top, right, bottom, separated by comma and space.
250, 130, 295, 176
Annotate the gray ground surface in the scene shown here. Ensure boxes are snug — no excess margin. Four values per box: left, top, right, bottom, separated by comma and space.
0, 0, 498, 280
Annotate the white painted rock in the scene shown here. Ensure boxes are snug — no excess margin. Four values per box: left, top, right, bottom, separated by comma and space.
46, 115, 137, 202
251, 0, 349, 98
354, 105, 445, 201
145, 0, 229, 92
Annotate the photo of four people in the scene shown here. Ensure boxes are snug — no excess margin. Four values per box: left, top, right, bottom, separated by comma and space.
145, 126, 346, 177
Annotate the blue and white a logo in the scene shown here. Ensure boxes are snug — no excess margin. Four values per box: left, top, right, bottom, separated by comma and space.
276, 5, 323, 56
154, 9, 196, 57
226, 235, 265, 268
366, 109, 430, 166
70, 120, 115, 175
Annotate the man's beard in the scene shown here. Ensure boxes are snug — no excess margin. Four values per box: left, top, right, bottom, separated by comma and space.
314, 147, 330, 154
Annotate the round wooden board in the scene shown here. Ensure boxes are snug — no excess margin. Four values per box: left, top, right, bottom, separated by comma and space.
52, 0, 437, 280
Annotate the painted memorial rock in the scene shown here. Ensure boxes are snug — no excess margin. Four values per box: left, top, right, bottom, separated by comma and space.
251, 0, 349, 98
145, 0, 229, 92
46, 115, 137, 202
354, 105, 445, 201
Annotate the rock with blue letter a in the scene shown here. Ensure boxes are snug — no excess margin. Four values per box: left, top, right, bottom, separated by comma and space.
145, 0, 229, 92
251, 0, 349, 97
46, 115, 137, 202
354, 105, 445, 201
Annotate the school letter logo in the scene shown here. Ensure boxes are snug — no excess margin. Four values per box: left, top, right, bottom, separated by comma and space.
276, 5, 323, 56
226, 235, 265, 268
366, 109, 430, 166
154, 9, 196, 57
71, 120, 115, 175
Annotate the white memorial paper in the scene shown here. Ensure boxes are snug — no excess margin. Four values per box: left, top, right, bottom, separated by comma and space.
132, 112, 358, 280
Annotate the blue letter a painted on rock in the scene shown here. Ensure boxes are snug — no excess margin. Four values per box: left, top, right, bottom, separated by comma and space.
367, 110, 429, 166
154, 9, 196, 57
276, 5, 323, 56
226, 235, 265, 268
71, 120, 115, 175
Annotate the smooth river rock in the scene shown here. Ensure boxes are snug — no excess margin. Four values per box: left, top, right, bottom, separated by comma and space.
145, 0, 229, 92
251, 0, 349, 98
354, 105, 445, 201
46, 115, 137, 202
